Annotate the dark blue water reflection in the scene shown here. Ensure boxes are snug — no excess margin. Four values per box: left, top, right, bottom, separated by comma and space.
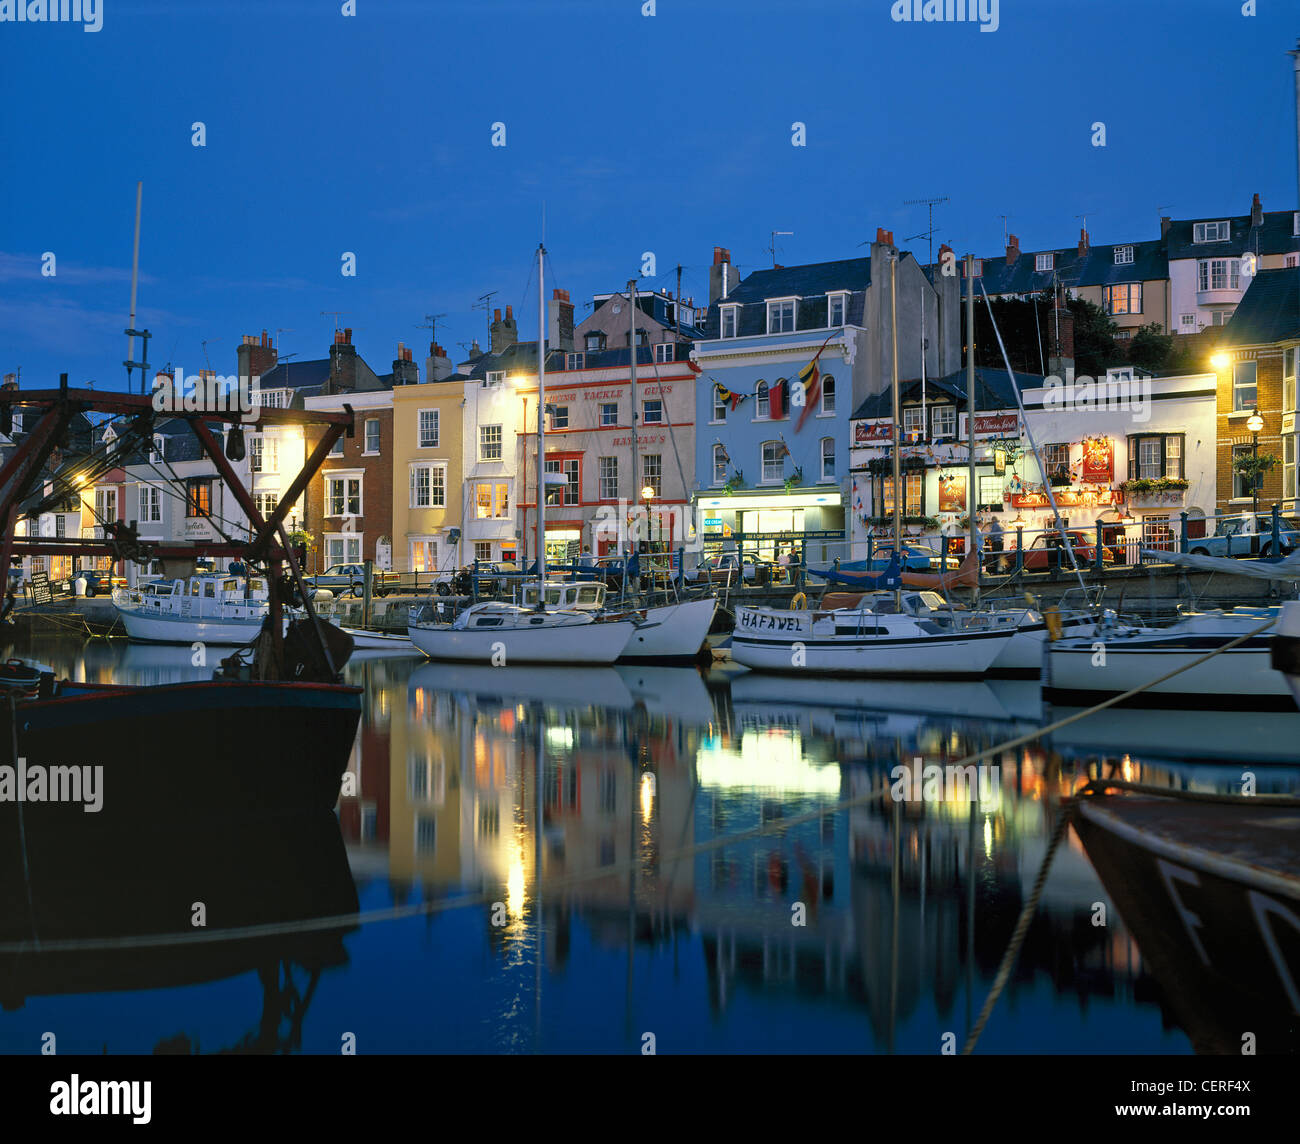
3, 633, 1297, 1054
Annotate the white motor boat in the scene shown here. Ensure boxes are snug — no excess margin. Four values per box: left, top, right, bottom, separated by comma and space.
1045, 606, 1289, 709
111, 573, 286, 646
337, 626, 421, 655
407, 600, 636, 666
1275, 600, 1300, 710
518, 580, 717, 662
730, 603, 1015, 677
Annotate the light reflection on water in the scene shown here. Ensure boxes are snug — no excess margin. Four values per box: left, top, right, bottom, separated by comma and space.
3, 631, 1298, 1054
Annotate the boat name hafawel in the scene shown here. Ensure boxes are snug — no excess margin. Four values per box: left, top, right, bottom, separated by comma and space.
0, 757, 103, 812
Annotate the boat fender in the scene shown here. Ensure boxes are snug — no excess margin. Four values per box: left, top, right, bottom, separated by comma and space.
790, 592, 808, 610
1044, 606, 1063, 640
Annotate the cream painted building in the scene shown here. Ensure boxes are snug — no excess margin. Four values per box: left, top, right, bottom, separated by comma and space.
392, 376, 466, 575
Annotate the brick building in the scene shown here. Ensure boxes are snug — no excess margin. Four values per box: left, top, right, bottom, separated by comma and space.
1210, 266, 1299, 517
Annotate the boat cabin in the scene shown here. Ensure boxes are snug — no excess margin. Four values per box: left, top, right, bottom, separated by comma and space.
518, 581, 608, 611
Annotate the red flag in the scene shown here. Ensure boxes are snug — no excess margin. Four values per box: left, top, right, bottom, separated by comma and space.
769, 378, 786, 420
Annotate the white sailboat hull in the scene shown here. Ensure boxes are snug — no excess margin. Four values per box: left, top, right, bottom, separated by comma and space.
338, 626, 420, 654
115, 608, 277, 646
408, 616, 636, 665
619, 597, 717, 661
730, 608, 1013, 677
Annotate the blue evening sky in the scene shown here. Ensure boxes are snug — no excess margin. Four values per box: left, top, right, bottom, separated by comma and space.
2, 0, 1296, 390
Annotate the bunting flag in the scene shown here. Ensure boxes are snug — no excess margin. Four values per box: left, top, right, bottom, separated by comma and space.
714, 382, 747, 411
687, 360, 702, 375
795, 333, 837, 432
769, 377, 787, 420
774, 437, 791, 459
716, 443, 731, 465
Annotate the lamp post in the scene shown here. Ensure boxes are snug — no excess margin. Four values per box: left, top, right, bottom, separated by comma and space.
1247, 407, 1264, 551
641, 485, 655, 552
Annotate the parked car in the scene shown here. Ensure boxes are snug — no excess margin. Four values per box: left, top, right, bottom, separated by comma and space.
303, 563, 400, 597
433, 562, 519, 596
76, 568, 128, 597
1020, 531, 1115, 570
867, 543, 961, 572
1188, 516, 1300, 559
692, 551, 779, 585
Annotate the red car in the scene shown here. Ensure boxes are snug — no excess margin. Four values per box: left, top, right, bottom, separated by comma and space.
1020, 531, 1114, 570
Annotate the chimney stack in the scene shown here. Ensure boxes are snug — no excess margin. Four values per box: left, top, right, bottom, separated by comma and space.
1005, 234, 1020, 266
425, 342, 453, 382
709, 246, 733, 305
393, 341, 419, 385
1077, 227, 1090, 258
1046, 282, 1075, 379
329, 327, 359, 392
237, 329, 278, 383
875, 227, 894, 246
549, 287, 575, 353
1160, 215, 1172, 239
1251, 192, 1263, 227
490, 306, 518, 353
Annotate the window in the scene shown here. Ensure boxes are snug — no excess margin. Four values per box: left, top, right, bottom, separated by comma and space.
931, 405, 955, 438
1113, 245, 1134, 265
711, 445, 727, 485
327, 534, 362, 565
902, 406, 925, 440
566, 352, 584, 371
1294, 212, 1299, 237
600, 402, 618, 427
475, 482, 509, 518
1035, 253, 1054, 271
820, 437, 835, 481
978, 475, 1003, 508
1284, 348, 1296, 414
1233, 360, 1257, 411
326, 475, 362, 516
711, 389, 726, 422
253, 491, 278, 518
968, 259, 983, 278
642, 454, 662, 497
364, 419, 380, 454
138, 485, 161, 523
418, 409, 439, 448
1284, 434, 1296, 501
410, 539, 438, 574
1233, 444, 1254, 499
149, 434, 164, 464
479, 424, 502, 461
585, 333, 605, 353
1287, 253, 1300, 269
821, 374, 835, 414
828, 293, 847, 327
329, 435, 344, 456
761, 441, 785, 483
544, 457, 579, 506
755, 381, 769, 419
1043, 443, 1070, 479
879, 474, 923, 517
1194, 220, 1230, 243
1127, 434, 1185, 480
185, 479, 212, 518
550, 405, 569, 429
409, 463, 445, 508
55, 514, 65, 538
484, 371, 505, 388
94, 487, 117, 527
655, 342, 674, 363
630, 329, 648, 348
720, 305, 738, 339
766, 299, 795, 334
1180, 313, 1196, 329
1198, 259, 1240, 291
642, 398, 663, 424
1211, 309, 1235, 326
1103, 283, 1142, 315
599, 456, 619, 500
256, 389, 286, 408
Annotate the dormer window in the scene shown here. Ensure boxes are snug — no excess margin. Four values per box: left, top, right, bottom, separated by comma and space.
766, 299, 796, 334
1113, 245, 1134, 265
150, 434, 164, 464
585, 332, 605, 353
484, 370, 505, 388
1194, 221, 1230, 243
654, 342, 674, 363
828, 292, 848, 327
1035, 253, 1054, 271
566, 352, 584, 371
720, 305, 738, 339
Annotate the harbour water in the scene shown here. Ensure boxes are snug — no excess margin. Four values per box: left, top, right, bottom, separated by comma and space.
3, 632, 1298, 1055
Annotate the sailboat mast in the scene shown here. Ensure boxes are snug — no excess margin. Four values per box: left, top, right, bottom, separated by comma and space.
537, 242, 547, 600
966, 253, 979, 606
889, 249, 901, 611
628, 278, 638, 545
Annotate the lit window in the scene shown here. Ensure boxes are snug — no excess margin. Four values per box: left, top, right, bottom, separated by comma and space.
642, 454, 662, 497
1233, 361, 1257, 411
1284, 347, 1296, 414
1104, 283, 1142, 315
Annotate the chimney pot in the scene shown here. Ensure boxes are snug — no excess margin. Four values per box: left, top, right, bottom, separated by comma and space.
344, 327, 352, 343
493, 308, 501, 322
505, 305, 513, 320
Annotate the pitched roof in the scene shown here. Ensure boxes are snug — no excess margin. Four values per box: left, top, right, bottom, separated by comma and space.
701, 256, 873, 338
1218, 266, 1300, 346
1165, 210, 1299, 260
851, 366, 1042, 421
257, 359, 331, 390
